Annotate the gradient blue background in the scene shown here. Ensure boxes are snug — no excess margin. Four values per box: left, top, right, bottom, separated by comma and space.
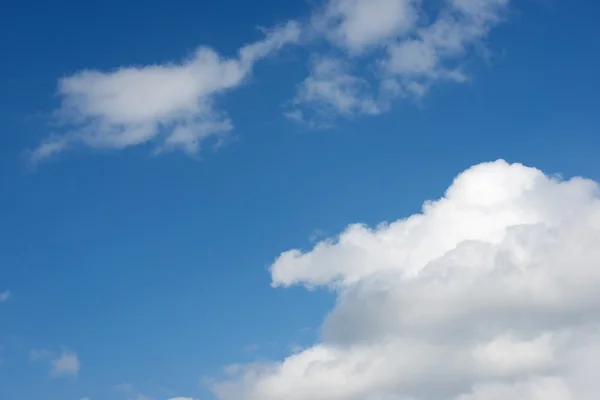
1, 0, 599, 399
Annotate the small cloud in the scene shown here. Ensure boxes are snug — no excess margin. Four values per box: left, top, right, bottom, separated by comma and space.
30, 21, 300, 165
289, 57, 381, 125
283, 109, 305, 123
50, 350, 80, 378
0, 291, 11, 302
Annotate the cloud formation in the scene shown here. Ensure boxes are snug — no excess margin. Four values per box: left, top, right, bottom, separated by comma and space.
32, 1, 512, 163
30, 22, 300, 164
289, 57, 381, 125
290, 0, 509, 120
313, 0, 419, 54
213, 160, 600, 400
50, 350, 80, 377
30, 348, 81, 377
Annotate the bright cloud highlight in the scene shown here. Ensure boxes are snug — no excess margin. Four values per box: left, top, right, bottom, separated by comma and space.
314, 0, 419, 54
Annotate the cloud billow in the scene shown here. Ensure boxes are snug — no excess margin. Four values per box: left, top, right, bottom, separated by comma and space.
212, 160, 600, 400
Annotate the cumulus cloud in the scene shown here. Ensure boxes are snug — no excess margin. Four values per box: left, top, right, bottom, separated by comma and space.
30, 21, 300, 163
289, 0, 510, 122
212, 160, 600, 400
50, 350, 80, 377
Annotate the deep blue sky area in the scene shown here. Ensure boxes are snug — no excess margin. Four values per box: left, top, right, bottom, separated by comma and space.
1, 1, 599, 399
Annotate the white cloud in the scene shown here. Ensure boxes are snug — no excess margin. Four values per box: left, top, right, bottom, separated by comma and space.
32, 1, 517, 162
289, 57, 381, 125
456, 377, 575, 400
213, 160, 600, 400
290, 0, 511, 119
383, 0, 508, 94
30, 21, 300, 163
30, 348, 81, 378
313, 0, 419, 54
50, 350, 80, 377
0, 291, 10, 302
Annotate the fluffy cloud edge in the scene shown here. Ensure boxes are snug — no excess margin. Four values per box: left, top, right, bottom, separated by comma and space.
211, 159, 600, 400
287, 0, 511, 124
28, 21, 301, 165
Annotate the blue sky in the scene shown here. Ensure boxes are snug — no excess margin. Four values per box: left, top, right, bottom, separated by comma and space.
1, 1, 600, 400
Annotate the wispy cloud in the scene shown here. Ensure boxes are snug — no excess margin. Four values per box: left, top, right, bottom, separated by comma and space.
289, 57, 381, 125
115, 382, 135, 393
29, 21, 301, 164
31, 0, 511, 162
115, 382, 155, 400
0, 291, 11, 302
30, 348, 80, 378
289, 0, 510, 124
